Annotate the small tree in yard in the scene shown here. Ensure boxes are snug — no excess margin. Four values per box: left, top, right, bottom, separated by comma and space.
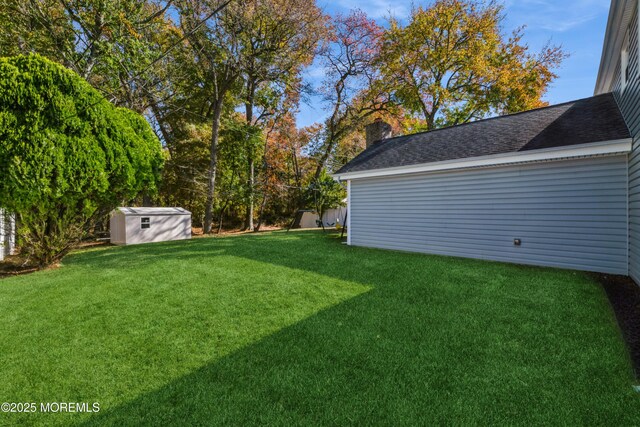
0, 54, 163, 266
305, 170, 346, 231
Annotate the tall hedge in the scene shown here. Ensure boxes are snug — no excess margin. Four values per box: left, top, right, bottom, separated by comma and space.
0, 54, 163, 266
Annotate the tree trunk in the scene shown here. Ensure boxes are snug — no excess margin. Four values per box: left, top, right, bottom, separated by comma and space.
313, 125, 338, 181
290, 145, 304, 211
244, 94, 255, 231
149, 103, 173, 153
204, 98, 224, 234
0, 208, 5, 261
312, 140, 330, 182
217, 212, 224, 234
255, 191, 268, 231
217, 201, 229, 234
245, 156, 255, 230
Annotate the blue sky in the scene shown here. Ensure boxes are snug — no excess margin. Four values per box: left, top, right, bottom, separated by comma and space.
296, 0, 611, 127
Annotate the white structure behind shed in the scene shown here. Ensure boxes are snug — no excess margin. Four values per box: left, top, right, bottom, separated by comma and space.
293, 206, 348, 229
322, 206, 347, 228
0, 209, 16, 261
298, 211, 319, 229
110, 207, 191, 245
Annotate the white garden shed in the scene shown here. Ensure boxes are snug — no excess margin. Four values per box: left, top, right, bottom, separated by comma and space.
110, 207, 191, 245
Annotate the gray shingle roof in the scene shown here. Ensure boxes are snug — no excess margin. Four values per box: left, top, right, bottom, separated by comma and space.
336, 93, 630, 175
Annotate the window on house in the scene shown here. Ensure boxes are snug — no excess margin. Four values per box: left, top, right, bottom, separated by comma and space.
141, 217, 150, 229
621, 28, 630, 91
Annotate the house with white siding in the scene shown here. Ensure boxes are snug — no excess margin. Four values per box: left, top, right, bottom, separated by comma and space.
335, 0, 640, 281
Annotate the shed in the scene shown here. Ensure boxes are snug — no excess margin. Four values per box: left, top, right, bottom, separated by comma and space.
110, 207, 191, 245
290, 210, 320, 229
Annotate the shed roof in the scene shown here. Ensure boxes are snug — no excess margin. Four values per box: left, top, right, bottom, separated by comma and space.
116, 207, 191, 216
336, 93, 630, 176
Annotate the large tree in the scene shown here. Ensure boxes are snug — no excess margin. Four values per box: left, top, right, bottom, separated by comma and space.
0, 55, 163, 266
378, 0, 567, 130
179, 0, 325, 233
178, 0, 250, 234
313, 10, 389, 181
236, 0, 325, 230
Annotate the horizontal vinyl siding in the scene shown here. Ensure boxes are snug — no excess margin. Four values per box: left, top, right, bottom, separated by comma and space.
350, 156, 629, 274
612, 6, 640, 282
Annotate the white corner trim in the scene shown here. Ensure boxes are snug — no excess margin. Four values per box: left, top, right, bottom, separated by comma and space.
595, 0, 636, 94
346, 180, 351, 245
333, 139, 633, 181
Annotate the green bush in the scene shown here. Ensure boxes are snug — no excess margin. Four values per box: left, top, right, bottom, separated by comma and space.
0, 54, 163, 266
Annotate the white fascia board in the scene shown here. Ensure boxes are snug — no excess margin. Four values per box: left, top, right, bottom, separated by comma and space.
595, 0, 635, 94
333, 139, 632, 181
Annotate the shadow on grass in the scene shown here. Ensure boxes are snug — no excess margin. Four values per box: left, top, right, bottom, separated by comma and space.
70, 230, 639, 425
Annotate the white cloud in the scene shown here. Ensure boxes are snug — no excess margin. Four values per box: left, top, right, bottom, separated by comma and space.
503, 0, 609, 33
322, 0, 410, 20
303, 64, 327, 80
323, 0, 608, 31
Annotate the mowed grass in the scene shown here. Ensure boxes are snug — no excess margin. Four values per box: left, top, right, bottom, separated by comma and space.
0, 230, 638, 426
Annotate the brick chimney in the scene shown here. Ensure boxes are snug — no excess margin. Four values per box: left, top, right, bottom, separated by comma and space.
365, 119, 392, 148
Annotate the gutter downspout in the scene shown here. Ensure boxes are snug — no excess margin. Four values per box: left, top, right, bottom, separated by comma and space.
347, 180, 351, 246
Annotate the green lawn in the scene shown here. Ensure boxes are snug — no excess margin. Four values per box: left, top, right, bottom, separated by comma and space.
0, 230, 638, 426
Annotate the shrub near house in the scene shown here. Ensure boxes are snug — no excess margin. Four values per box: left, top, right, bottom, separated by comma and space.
0, 54, 164, 266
